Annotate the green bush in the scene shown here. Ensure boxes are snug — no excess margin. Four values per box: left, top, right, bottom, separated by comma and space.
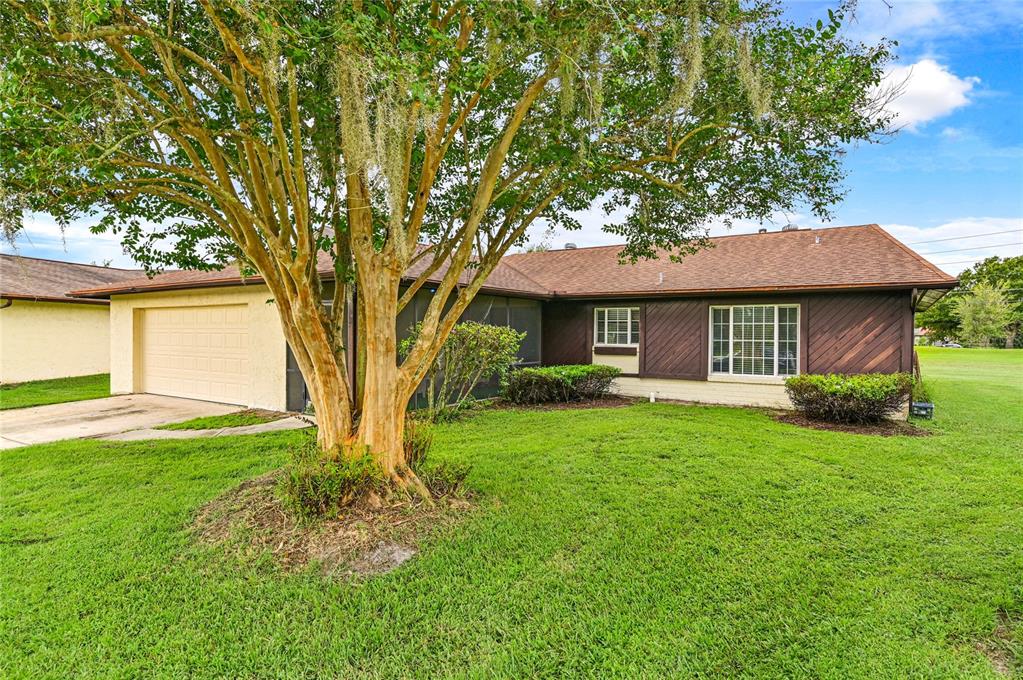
403, 417, 434, 473
911, 378, 932, 404
277, 437, 383, 518
400, 321, 524, 423
784, 372, 913, 424
502, 364, 622, 404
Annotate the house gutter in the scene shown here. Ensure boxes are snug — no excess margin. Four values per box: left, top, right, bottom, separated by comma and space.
0, 293, 110, 306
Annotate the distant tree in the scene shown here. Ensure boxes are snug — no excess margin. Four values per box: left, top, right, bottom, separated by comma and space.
953, 282, 1011, 348
918, 256, 1023, 346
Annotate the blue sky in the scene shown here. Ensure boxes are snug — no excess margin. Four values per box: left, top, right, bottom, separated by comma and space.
5, 0, 1022, 275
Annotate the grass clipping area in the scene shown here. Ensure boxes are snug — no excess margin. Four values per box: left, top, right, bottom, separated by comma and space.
192, 468, 473, 577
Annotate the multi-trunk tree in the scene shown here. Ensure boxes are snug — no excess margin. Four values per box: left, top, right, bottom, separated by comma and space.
1, 0, 892, 494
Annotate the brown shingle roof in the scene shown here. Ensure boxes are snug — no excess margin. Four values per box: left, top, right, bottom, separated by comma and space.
69, 224, 955, 300
0, 254, 143, 305
502, 224, 956, 297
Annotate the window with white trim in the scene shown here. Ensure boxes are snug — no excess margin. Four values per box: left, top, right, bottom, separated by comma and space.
595, 307, 640, 346
710, 304, 799, 376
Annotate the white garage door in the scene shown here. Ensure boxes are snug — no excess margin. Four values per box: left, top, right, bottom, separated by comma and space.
139, 305, 250, 405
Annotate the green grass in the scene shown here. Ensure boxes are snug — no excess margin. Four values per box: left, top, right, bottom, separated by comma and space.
155, 410, 285, 431
2, 349, 1021, 677
0, 373, 110, 410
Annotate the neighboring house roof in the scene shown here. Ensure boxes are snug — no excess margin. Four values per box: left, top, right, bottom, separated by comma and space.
0, 254, 144, 305
70, 224, 956, 301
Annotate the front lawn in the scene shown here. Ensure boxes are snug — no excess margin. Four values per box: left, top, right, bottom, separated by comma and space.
2, 350, 1020, 677
0, 373, 110, 410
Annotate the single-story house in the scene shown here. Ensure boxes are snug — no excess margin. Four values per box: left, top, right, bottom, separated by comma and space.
0, 254, 143, 383
71, 224, 956, 411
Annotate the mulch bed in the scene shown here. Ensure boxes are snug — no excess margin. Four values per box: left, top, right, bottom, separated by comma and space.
774, 412, 931, 437
491, 395, 639, 411
191, 471, 473, 577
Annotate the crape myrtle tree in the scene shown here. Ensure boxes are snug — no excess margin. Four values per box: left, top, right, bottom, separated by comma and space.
0, 0, 892, 495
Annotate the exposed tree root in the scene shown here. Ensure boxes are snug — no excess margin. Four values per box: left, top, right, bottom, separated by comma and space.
390, 466, 434, 506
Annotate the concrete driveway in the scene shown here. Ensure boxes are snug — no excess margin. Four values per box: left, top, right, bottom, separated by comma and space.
1, 394, 239, 449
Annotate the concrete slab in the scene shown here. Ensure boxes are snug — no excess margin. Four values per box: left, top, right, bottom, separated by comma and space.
0, 394, 238, 449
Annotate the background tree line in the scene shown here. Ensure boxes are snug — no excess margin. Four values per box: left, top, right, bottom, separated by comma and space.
917, 255, 1023, 348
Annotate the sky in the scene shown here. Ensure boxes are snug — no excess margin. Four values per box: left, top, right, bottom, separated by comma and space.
4, 0, 1022, 276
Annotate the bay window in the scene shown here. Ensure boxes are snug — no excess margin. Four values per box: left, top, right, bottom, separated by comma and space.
710, 304, 799, 377
595, 307, 640, 346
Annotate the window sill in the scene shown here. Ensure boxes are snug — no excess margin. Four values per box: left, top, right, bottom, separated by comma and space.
708, 373, 791, 385
593, 345, 638, 356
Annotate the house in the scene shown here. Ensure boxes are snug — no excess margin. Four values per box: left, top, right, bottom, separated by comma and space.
70, 224, 956, 411
0, 254, 143, 383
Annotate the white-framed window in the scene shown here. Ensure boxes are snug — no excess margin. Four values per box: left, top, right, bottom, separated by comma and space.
710, 304, 799, 377
595, 307, 640, 346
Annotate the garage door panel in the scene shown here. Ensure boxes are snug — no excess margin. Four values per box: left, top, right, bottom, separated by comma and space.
139, 305, 250, 405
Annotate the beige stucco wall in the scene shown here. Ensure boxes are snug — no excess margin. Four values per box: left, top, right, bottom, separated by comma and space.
109, 284, 289, 410
592, 349, 640, 374
0, 300, 112, 383
613, 375, 793, 409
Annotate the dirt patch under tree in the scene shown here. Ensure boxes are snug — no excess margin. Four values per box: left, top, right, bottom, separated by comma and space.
191, 470, 474, 577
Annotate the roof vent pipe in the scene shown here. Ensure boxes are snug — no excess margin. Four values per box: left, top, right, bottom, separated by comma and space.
758, 228, 768, 234
564, 243, 577, 249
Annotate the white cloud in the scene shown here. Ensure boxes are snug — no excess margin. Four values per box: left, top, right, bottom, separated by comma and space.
0, 213, 138, 268
846, 0, 943, 44
843, 0, 1023, 45
880, 217, 1023, 274
882, 59, 979, 132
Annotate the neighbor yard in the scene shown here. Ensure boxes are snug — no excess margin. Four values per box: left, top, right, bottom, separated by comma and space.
1, 349, 1020, 677
0, 373, 110, 410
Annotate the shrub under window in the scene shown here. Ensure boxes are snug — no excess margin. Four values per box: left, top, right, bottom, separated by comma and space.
784, 373, 913, 424
502, 364, 622, 404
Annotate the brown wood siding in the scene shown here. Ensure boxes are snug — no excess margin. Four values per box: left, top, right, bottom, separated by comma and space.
641, 300, 707, 379
541, 301, 591, 365
806, 292, 910, 374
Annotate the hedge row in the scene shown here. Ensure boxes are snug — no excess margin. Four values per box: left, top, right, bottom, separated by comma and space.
784, 372, 913, 424
502, 364, 621, 404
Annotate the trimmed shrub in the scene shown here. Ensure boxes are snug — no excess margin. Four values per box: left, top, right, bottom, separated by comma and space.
502, 364, 622, 404
784, 372, 913, 424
